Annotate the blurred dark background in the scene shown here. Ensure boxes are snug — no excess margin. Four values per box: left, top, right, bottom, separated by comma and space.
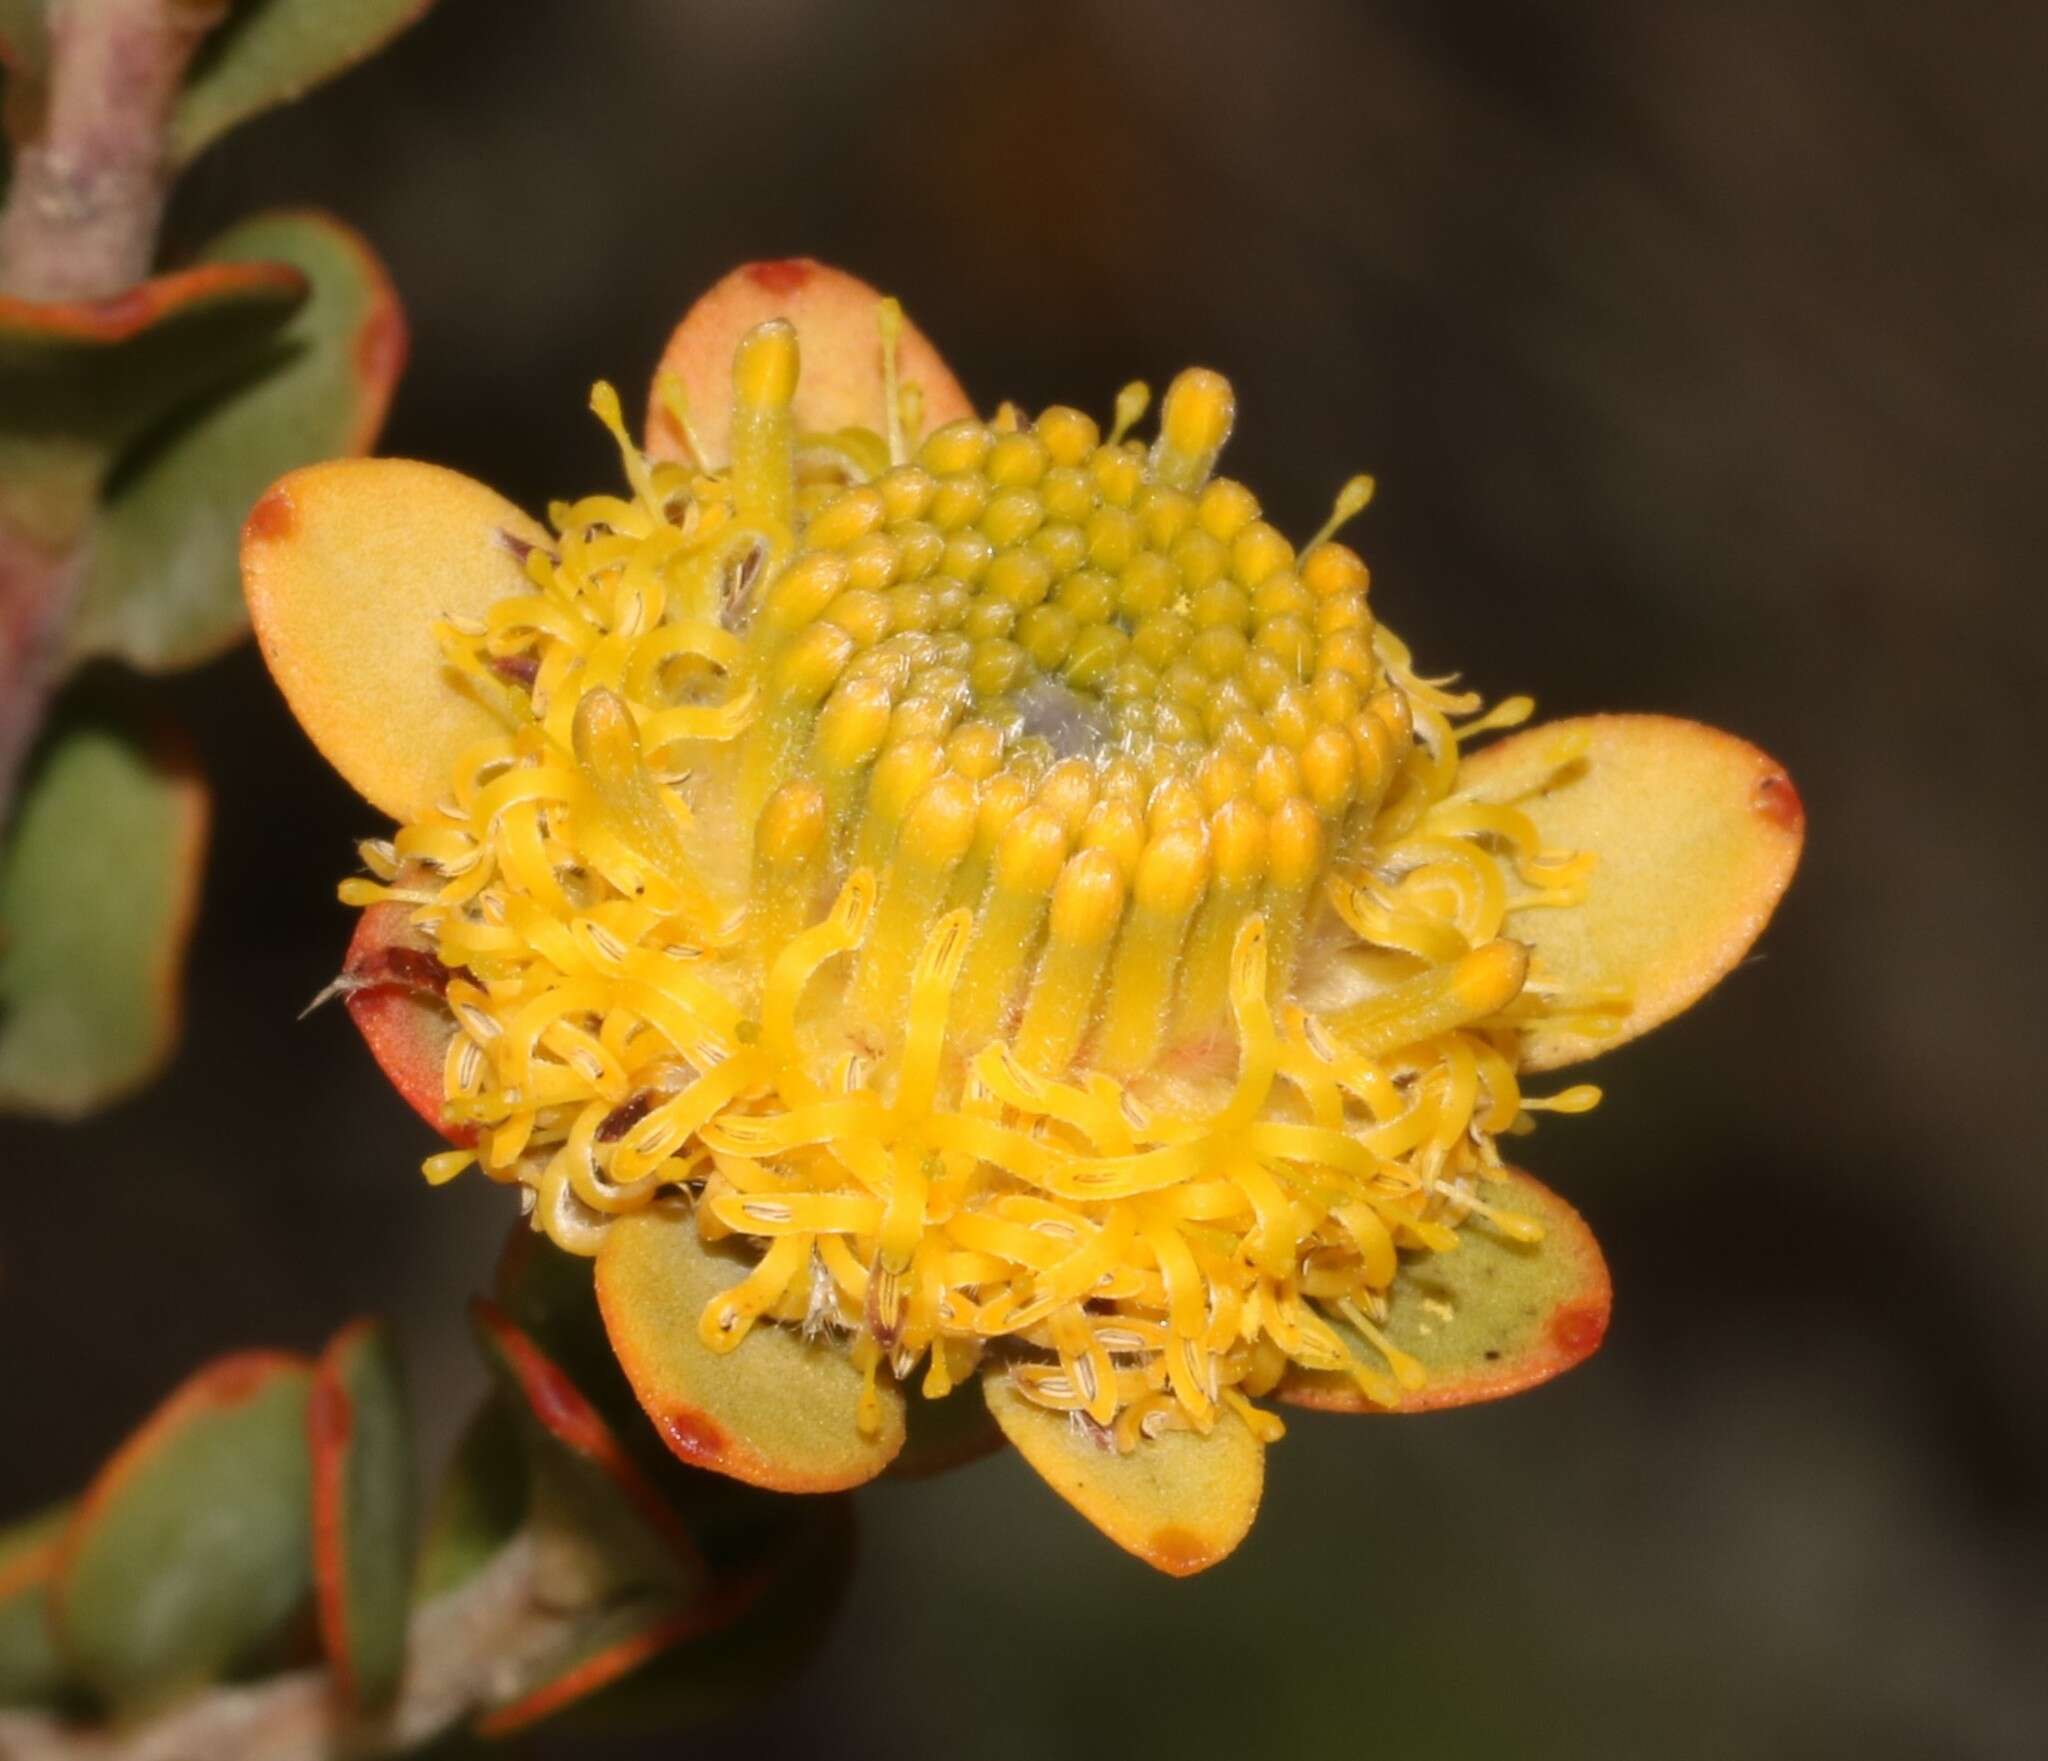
5, 2, 2045, 1756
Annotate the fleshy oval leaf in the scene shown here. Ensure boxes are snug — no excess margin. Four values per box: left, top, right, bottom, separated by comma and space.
1461, 713, 1804, 1071
1279, 1166, 1610, 1415
471, 1299, 704, 1585
471, 1591, 712, 1741
645, 258, 973, 467
68, 209, 407, 673
481, 1499, 852, 1740
1, 261, 306, 523
0, 707, 207, 1119
982, 1372, 1263, 1576
54, 1352, 313, 1716
309, 1318, 414, 1714
595, 1204, 906, 1493
0, 1503, 72, 1709
341, 899, 466, 1142
241, 457, 548, 822
171, 0, 438, 166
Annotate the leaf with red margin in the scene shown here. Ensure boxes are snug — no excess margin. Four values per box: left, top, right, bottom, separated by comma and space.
493, 1226, 619, 1404
984, 1373, 1264, 1577
470, 1299, 705, 1591
309, 1318, 414, 1715
1, 261, 306, 535
241, 457, 549, 822
341, 898, 468, 1144
644, 258, 974, 467
0, 1502, 71, 1708
481, 1498, 854, 1740
1279, 1166, 1611, 1415
595, 1202, 907, 1494
171, 0, 438, 166
0, 704, 208, 1118
53, 1352, 314, 1716
68, 210, 407, 673
1458, 713, 1805, 1072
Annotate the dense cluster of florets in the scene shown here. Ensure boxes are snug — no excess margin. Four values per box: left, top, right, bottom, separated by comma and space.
347, 321, 1616, 1446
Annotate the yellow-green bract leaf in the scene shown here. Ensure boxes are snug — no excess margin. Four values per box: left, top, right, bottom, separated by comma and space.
0, 708, 207, 1118
1460, 712, 1805, 1071
983, 1372, 1264, 1576
645, 259, 974, 467
596, 1204, 906, 1493
240, 457, 548, 823
170, 0, 437, 165
309, 1318, 414, 1715
66, 210, 406, 673
0, 1503, 71, 1708
0, 263, 306, 542
54, 1353, 313, 1717
1279, 1166, 1612, 1415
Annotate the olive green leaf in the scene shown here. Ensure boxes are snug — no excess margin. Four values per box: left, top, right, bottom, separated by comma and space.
0, 262, 306, 543
0, 705, 207, 1118
492, 1226, 625, 1424
596, 1205, 907, 1492
310, 1318, 414, 1714
414, 1396, 527, 1604
470, 1299, 705, 1601
55, 1353, 313, 1717
0, 1502, 71, 1709
66, 208, 405, 672
171, 0, 437, 165
467, 1301, 724, 1736
483, 1499, 854, 1741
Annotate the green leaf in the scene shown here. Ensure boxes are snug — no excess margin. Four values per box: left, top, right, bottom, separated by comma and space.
0, 262, 305, 544
414, 1397, 526, 1604
0, 705, 208, 1119
55, 1353, 314, 1717
171, 0, 436, 165
1279, 1166, 1612, 1415
310, 1318, 413, 1714
492, 1226, 623, 1421
0, 1502, 71, 1709
470, 1300, 705, 1602
485, 1500, 854, 1740
67, 209, 405, 672
471, 1588, 710, 1740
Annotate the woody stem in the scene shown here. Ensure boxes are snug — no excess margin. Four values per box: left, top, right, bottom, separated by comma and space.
0, 0, 221, 824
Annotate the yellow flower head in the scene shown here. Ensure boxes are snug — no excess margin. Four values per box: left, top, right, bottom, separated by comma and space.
244, 259, 1802, 1572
